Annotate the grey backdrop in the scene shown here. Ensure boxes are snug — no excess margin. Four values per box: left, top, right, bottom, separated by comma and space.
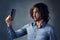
0, 0, 60, 40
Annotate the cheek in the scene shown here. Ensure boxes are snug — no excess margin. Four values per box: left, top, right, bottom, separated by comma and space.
36, 13, 40, 18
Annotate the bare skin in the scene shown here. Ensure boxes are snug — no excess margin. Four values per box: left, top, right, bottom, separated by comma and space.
33, 7, 43, 27
5, 15, 12, 27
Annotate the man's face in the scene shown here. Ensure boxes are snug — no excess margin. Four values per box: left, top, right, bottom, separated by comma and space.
33, 7, 41, 21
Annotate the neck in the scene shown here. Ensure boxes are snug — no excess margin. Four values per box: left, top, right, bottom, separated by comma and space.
35, 19, 43, 28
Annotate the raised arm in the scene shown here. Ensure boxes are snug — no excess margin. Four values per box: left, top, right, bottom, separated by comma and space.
7, 25, 27, 39
5, 15, 27, 39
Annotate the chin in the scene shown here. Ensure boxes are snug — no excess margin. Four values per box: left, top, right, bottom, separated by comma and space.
33, 18, 39, 21
34, 18, 41, 22
34, 19, 38, 22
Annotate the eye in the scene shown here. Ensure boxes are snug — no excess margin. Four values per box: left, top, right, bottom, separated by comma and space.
35, 11, 38, 13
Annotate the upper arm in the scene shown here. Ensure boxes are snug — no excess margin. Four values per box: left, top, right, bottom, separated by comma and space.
15, 27, 27, 38
7, 24, 28, 39
48, 27, 57, 40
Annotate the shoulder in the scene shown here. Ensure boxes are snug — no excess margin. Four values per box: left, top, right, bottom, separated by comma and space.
45, 24, 55, 34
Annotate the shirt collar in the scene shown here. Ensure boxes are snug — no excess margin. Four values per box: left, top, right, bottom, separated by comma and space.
32, 22, 46, 28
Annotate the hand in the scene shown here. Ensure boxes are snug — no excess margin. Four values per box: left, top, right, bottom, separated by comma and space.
5, 15, 12, 27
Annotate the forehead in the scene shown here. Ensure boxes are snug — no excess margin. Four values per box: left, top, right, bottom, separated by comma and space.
33, 7, 38, 12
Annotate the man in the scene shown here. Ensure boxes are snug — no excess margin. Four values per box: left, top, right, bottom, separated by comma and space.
5, 3, 57, 40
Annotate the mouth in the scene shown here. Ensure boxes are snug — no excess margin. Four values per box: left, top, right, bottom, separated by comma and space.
33, 16, 42, 21
33, 17, 37, 21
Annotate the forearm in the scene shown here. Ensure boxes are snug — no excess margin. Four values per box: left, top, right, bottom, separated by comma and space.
7, 25, 17, 39
7, 25, 27, 39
